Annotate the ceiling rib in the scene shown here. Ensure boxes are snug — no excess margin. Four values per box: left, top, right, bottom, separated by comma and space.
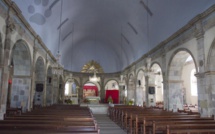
127, 22, 138, 35
140, 0, 153, 16
57, 18, 69, 30
63, 31, 72, 41
49, 0, 60, 10
121, 33, 130, 44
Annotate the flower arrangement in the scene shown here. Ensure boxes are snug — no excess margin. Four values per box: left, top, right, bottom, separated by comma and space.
83, 98, 90, 103
107, 96, 113, 104
128, 99, 134, 105
65, 99, 73, 104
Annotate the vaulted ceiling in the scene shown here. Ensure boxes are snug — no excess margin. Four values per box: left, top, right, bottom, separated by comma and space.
13, 0, 215, 73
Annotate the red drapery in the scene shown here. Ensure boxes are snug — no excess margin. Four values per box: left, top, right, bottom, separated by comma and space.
105, 90, 119, 104
83, 86, 98, 96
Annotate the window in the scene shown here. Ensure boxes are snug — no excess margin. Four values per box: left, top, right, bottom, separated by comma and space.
190, 69, 197, 96
65, 83, 69, 95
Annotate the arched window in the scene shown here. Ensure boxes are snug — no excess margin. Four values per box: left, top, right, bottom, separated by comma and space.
190, 69, 197, 96
65, 83, 69, 95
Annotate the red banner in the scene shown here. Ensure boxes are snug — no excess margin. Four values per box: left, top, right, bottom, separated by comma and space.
105, 90, 119, 104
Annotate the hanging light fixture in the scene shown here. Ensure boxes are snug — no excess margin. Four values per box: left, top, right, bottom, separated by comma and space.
52, 0, 64, 75
143, 0, 154, 77
119, 26, 125, 86
89, 20, 100, 82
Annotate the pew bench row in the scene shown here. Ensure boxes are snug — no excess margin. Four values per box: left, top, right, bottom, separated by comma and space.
2, 104, 100, 134
108, 105, 215, 134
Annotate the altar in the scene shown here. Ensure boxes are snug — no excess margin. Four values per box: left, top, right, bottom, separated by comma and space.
85, 96, 100, 104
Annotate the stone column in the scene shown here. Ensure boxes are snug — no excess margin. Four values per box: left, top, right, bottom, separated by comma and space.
79, 77, 83, 103
29, 41, 37, 110
194, 21, 209, 116
133, 71, 137, 105
43, 55, 48, 106
100, 76, 105, 103
52, 74, 58, 104
0, 5, 13, 118
0, 26, 3, 106
161, 52, 168, 110
145, 76, 149, 106
204, 71, 215, 117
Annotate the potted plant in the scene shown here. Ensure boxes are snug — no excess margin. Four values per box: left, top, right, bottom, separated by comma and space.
107, 96, 113, 104
65, 99, 73, 105
128, 99, 134, 105
83, 98, 90, 104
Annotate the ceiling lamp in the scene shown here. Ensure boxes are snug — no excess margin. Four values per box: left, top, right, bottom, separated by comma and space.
89, 70, 100, 82
52, 0, 64, 75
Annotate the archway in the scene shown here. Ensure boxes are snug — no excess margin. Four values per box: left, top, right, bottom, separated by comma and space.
136, 70, 145, 106
34, 57, 45, 107
151, 63, 163, 107
105, 80, 119, 104
64, 78, 79, 104
10, 40, 31, 112
46, 66, 53, 106
168, 50, 197, 111
83, 82, 100, 104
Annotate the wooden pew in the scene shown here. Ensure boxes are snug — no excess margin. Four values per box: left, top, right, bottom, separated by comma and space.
109, 105, 215, 134
152, 120, 215, 134
5, 107, 22, 117
166, 124, 215, 134
1, 105, 100, 134
139, 115, 214, 134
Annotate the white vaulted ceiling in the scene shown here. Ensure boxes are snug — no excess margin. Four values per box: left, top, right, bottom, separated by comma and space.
12, 0, 215, 73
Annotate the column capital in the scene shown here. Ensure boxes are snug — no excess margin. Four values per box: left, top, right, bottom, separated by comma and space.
195, 72, 205, 78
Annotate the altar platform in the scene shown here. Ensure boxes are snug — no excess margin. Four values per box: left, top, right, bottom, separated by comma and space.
80, 103, 109, 114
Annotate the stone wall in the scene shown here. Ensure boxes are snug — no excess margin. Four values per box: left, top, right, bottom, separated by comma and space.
11, 77, 31, 112
46, 84, 52, 106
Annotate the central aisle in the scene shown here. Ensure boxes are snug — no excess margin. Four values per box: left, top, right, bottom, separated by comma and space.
93, 114, 126, 134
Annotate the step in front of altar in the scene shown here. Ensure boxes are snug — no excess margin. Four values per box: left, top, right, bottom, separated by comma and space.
80, 104, 109, 114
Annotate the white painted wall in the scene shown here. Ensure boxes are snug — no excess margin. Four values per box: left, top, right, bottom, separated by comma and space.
181, 62, 198, 105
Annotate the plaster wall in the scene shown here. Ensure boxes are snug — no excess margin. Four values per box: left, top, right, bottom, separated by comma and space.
181, 62, 198, 105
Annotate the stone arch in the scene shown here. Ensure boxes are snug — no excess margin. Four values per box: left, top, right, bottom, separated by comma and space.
33, 56, 45, 107
207, 38, 215, 71
104, 79, 119, 104
150, 63, 164, 107
167, 49, 198, 111
82, 81, 101, 103
64, 78, 80, 104
9, 40, 32, 112
136, 69, 146, 106
83, 81, 101, 95
11, 40, 31, 76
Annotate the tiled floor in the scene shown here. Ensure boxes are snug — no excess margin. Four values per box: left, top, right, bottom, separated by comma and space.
93, 114, 126, 134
